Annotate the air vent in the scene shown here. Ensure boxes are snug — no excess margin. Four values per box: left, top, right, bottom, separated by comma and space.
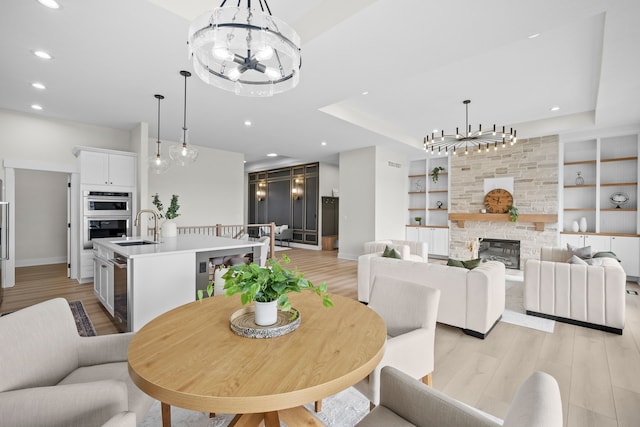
388, 161, 402, 168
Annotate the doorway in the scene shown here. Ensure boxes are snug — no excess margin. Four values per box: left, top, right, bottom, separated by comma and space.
2, 161, 79, 288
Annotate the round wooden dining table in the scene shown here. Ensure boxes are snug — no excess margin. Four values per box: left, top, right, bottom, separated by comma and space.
128, 292, 387, 427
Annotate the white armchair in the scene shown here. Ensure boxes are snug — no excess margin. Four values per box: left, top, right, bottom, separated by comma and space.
0, 298, 154, 427
354, 275, 440, 406
356, 366, 563, 427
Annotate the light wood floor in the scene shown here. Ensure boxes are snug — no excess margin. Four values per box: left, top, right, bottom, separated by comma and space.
2, 248, 640, 426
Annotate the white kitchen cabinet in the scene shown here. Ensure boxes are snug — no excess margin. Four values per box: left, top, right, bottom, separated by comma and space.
93, 255, 114, 315
79, 151, 136, 187
406, 226, 449, 257
560, 233, 639, 278
611, 236, 640, 277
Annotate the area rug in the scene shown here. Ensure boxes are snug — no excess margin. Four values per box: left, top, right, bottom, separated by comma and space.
502, 275, 554, 333
68, 300, 97, 337
139, 386, 370, 427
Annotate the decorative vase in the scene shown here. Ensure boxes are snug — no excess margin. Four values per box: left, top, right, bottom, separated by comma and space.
213, 267, 228, 296
571, 220, 579, 232
254, 300, 278, 326
575, 171, 584, 186
579, 217, 587, 232
162, 220, 177, 237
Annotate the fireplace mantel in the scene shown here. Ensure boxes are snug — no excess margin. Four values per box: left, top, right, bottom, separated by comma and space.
448, 213, 558, 231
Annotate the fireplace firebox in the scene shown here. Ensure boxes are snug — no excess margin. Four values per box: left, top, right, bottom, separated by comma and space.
479, 238, 520, 269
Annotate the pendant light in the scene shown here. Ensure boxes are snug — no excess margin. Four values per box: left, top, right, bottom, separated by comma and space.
170, 70, 198, 166
149, 94, 171, 174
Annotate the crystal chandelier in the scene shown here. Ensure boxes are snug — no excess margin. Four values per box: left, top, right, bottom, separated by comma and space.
149, 94, 171, 174
169, 70, 198, 166
187, 0, 302, 97
424, 100, 518, 156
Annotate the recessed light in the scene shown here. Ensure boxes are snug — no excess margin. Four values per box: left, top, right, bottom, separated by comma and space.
32, 82, 46, 90
550, 106, 560, 112
267, 153, 278, 157
528, 33, 540, 39
31, 104, 43, 110
432, 129, 439, 133
321, 141, 327, 146
244, 120, 252, 126
32, 50, 53, 60
243, 160, 247, 163
37, 0, 61, 9
361, 91, 369, 95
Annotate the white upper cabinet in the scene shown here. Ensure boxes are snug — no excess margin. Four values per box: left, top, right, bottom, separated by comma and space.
78, 149, 136, 188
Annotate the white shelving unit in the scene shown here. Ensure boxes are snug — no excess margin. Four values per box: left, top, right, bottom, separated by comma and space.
560, 130, 640, 279
407, 156, 449, 257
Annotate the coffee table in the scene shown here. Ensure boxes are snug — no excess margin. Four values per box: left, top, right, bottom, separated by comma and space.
128, 292, 386, 426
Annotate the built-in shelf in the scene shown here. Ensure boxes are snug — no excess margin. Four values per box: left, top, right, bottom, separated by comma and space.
564, 184, 596, 188
564, 160, 596, 166
408, 208, 426, 211
601, 156, 638, 163
408, 174, 427, 178
601, 182, 637, 187
564, 208, 596, 211
448, 213, 557, 231
428, 208, 448, 211
409, 191, 426, 194
601, 208, 637, 212
428, 190, 448, 194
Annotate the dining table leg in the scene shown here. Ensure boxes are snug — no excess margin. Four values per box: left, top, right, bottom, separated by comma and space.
161, 402, 171, 427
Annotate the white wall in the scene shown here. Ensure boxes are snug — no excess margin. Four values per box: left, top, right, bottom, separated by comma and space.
374, 146, 408, 240
0, 109, 132, 169
338, 146, 408, 260
147, 141, 245, 228
14, 170, 68, 266
338, 147, 376, 259
319, 163, 339, 197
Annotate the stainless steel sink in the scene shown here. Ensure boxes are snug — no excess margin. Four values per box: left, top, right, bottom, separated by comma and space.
114, 240, 157, 247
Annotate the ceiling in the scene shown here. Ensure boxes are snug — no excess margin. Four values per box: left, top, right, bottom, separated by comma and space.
1, 0, 639, 172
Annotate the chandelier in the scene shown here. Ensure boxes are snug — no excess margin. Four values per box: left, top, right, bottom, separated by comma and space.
169, 70, 198, 166
149, 94, 171, 174
424, 100, 517, 155
187, 0, 302, 97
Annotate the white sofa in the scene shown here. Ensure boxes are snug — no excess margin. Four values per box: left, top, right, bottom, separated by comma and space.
524, 246, 626, 334
358, 256, 505, 338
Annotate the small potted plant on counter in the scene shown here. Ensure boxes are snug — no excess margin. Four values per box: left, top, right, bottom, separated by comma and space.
414, 216, 422, 226
152, 193, 180, 237
199, 254, 333, 326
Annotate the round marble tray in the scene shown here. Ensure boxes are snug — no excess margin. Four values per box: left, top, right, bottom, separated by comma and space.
229, 306, 301, 339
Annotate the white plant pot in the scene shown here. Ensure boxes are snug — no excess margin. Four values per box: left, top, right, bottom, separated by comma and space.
213, 268, 228, 296
254, 300, 278, 326
162, 220, 177, 237
579, 217, 587, 232
571, 220, 580, 232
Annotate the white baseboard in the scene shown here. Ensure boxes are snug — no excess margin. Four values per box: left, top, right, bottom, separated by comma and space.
15, 257, 67, 268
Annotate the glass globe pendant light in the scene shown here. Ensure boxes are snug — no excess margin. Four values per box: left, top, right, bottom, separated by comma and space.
170, 70, 198, 166
149, 94, 171, 174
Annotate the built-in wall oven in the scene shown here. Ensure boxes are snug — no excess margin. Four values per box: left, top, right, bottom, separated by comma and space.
83, 191, 132, 249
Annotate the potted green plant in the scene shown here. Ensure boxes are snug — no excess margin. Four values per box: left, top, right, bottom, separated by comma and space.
152, 194, 180, 237
414, 216, 422, 226
199, 255, 333, 326
508, 205, 519, 222
430, 166, 445, 183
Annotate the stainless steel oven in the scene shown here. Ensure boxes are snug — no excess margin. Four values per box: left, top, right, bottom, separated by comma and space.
83, 191, 132, 217
83, 217, 131, 249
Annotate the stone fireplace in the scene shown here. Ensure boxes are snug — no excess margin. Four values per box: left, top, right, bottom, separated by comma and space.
448, 135, 559, 269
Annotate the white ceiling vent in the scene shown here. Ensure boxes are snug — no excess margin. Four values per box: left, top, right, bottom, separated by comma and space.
388, 161, 402, 168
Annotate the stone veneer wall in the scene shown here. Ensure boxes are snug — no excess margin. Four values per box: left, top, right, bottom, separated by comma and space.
449, 135, 559, 268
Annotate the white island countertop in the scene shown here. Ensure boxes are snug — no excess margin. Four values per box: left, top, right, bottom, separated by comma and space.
92, 235, 262, 259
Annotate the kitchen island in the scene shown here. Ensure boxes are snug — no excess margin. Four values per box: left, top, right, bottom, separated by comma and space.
92, 235, 264, 332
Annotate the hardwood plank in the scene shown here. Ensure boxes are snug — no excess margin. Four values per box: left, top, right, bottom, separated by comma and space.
567, 404, 618, 427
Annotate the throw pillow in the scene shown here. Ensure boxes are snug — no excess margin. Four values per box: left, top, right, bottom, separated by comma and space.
567, 243, 592, 259
447, 258, 481, 269
593, 251, 622, 262
447, 258, 465, 268
586, 258, 605, 266
462, 258, 482, 269
568, 255, 588, 265
382, 245, 401, 259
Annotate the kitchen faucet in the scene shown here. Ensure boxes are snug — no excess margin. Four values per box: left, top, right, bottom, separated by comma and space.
134, 209, 160, 242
